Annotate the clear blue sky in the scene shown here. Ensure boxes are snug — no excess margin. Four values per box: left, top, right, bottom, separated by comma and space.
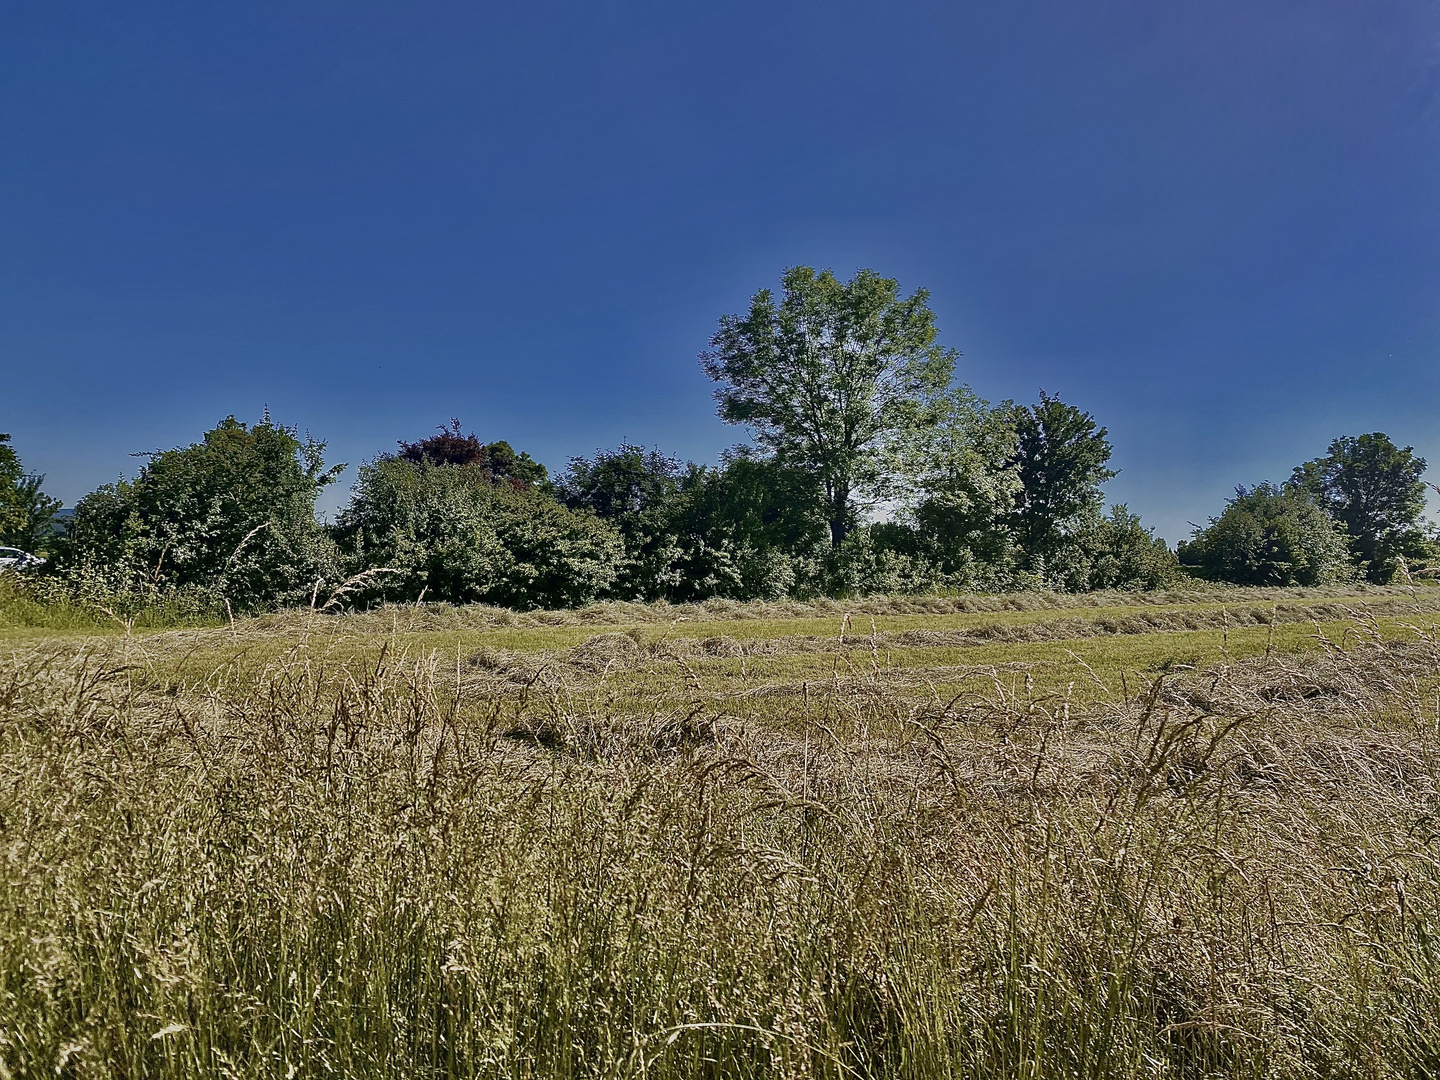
4, 1, 1438, 543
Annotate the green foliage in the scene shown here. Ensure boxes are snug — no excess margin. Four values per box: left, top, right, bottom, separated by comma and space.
669, 454, 832, 602
335, 456, 622, 609
55, 416, 343, 612
558, 446, 833, 603
1072, 505, 1182, 591
880, 394, 1170, 592
557, 443, 694, 600
892, 390, 1023, 580
1006, 392, 1116, 560
1290, 433, 1429, 583
0, 572, 221, 632
398, 419, 551, 490
818, 526, 947, 597
0, 432, 62, 552
702, 266, 957, 547
1180, 482, 1355, 586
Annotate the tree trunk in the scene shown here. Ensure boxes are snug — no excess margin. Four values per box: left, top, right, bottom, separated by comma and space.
829, 487, 849, 549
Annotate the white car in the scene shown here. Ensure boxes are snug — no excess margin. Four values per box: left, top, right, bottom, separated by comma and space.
0, 548, 45, 571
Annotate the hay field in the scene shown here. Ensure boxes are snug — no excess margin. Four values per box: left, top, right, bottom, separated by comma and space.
4, 586, 1440, 1077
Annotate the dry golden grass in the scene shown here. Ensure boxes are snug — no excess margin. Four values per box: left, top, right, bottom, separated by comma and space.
3, 589, 1440, 1077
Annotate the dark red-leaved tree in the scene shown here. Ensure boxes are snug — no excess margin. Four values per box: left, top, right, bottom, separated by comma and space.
397, 420, 549, 491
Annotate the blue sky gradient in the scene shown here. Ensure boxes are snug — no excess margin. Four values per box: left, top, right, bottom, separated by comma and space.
3, 1, 1438, 542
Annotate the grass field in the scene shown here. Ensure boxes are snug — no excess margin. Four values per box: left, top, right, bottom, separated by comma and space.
4, 585, 1440, 1077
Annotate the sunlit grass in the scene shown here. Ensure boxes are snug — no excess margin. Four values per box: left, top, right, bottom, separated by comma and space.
6, 587, 1440, 1077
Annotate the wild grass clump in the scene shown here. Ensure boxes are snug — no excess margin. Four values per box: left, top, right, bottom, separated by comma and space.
254, 583, 1411, 636
2, 608, 1440, 1077
0, 572, 223, 633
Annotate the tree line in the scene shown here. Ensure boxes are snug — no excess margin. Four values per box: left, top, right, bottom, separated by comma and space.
2, 267, 1433, 612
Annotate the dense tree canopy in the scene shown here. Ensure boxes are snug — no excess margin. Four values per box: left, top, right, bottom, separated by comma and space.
1179, 483, 1353, 586
1005, 392, 1116, 561
0, 432, 62, 553
1290, 433, 1428, 582
58, 416, 343, 609
701, 267, 957, 548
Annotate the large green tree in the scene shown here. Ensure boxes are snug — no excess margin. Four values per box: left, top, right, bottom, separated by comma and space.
0, 432, 62, 553
1289, 433, 1428, 582
701, 266, 957, 548
1006, 392, 1116, 560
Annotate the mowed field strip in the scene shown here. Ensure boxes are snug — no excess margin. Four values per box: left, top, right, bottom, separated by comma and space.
11, 584, 1440, 709
8, 584, 1440, 1075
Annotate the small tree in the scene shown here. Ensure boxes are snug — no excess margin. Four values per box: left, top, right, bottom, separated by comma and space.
557, 444, 690, 601
556, 445, 831, 603
671, 453, 832, 601
58, 415, 343, 610
1290, 433, 1428, 582
1006, 392, 1116, 560
335, 456, 620, 609
0, 433, 62, 553
892, 389, 1022, 578
701, 266, 957, 548
1078, 505, 1181, 591
1180, 483, 1353, 586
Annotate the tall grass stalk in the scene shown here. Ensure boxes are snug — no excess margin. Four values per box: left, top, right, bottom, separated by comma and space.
2, 616, 1439, 1077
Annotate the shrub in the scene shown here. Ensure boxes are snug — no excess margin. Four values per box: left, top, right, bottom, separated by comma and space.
1075, 505, 1182, 590
1180, 483, 1354, 586
819, 526, 946, 597
53, 416, 343, 612
557, 444, 695, 601
334, 457, 622, 609
0, 432, 62, 553
668, 455, 832, 602
557, 448, 832, 603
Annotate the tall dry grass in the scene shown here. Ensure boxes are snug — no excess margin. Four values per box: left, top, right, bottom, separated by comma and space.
2, 611, 1439, 1077
250, 583, 1420, 634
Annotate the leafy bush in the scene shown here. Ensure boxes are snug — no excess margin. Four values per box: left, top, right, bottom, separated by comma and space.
1291, 433, 1430, 583
53, 416, 343, 612
1077, 505, 1182, 590
1179, 483, 1354, 586
667, 455, 832, 602
817, 527, 946, 598
556, 443, 697, 601
558, 448, 831, 603
398, 419, 551, 490
0, 432, 62, 553
334, 456, 622, 609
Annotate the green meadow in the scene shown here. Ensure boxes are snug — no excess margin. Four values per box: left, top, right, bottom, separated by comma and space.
5, 585, 1440, 1077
